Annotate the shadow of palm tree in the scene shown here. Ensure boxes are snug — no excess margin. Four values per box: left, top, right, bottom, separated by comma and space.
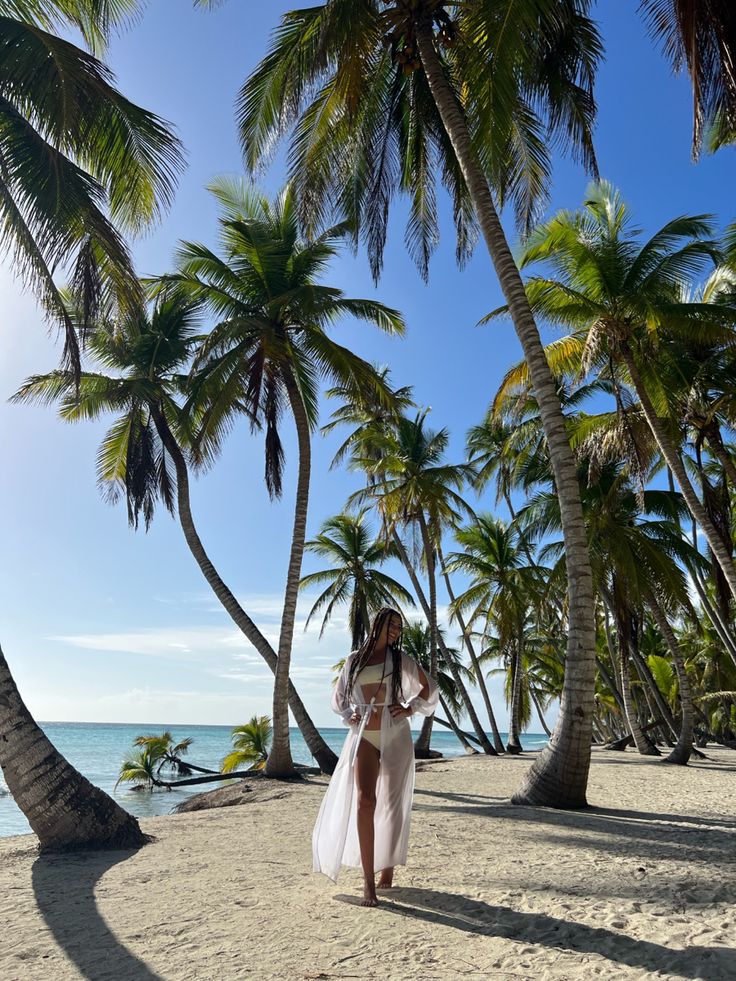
31, 849, 162, 981
360, 886, 732, 980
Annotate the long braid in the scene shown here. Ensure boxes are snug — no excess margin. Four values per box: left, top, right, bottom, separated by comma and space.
346, 606, 404, 704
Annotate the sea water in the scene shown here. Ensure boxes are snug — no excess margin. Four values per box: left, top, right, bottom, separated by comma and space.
0, 722, 548, 839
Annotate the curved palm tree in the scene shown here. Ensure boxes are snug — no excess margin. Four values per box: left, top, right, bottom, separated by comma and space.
156, 181, 405, 777
0, 0, 181, 852
0, 0, 183, 382
221, 717, 272, 773
238, 0, 602, 806
10, 291, 339, 777
0, 643, 147, 848
491, 181, 736, 605
300, 509, 415, 650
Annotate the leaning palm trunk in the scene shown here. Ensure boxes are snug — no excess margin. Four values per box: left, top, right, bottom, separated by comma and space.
438, 693, 478, 754
437, 543, 505, 751
417, 23, 596, 806
645, 590, 694, 765
616, 624, 660, 757
150, 407, 337, 774
629, 645, 677, 743
531, 690, 553, 738
414, 514, 438, 757
266, 375, 312, 778
622, 351, 736, 603
506, 643, 524, 754
394, 534, 497, 754
0, 645, 146, 851
705, 426, 736, 493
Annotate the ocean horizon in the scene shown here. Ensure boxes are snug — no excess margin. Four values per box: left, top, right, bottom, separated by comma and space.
0, 721, 548, 839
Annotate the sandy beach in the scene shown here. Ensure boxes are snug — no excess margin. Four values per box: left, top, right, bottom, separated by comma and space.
1, 747, 735, 981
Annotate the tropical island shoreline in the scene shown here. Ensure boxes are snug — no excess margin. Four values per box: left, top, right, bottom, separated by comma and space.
2, 747, 734, 980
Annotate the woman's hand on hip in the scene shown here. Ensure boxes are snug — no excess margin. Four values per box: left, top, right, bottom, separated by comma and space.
389, 704, 412, 719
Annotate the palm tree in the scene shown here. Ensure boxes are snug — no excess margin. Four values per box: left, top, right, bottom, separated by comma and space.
0, 0, 183, 383
0, 642, 147, 848
520, 457, 700, 763
155, 181, 405, 777
446, 515, 542, 753
639, 0, 736, 154
401, 620, 477, 753
495, 181, 736, 606
238, 1, 603, 805
300, 509, 415, 650
0, 0, 182, 852
221, 717, 272, 773
350, 411, 483, 756
10, 292, 339, 776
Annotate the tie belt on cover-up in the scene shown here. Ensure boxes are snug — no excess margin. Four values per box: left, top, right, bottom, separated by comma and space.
348, 696, 393, 768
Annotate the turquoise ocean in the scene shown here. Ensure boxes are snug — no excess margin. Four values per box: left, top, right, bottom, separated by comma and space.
0, 722, 548, 839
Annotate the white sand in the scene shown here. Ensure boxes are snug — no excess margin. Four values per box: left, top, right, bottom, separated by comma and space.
1, 747, 735, 980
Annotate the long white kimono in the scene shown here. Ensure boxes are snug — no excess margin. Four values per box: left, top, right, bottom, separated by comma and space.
312, 648, 439, 883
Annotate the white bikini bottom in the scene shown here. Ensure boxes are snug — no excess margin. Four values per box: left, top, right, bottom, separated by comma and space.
359, 721, 405, 754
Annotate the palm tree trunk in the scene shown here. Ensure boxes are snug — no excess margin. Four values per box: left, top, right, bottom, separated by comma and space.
644, 590, 694, 765
438, 693, 478, 754
414, 513, 438, 758
506, 643, 524, 754
705, 425, 736, 492
393, 533, 497, 754
436, 543, 505, 751
266, 374, 312, 778
615, 612, 661, 757
688, 521, 736, 668
417, 20, 597, 808
531, 689, 553, 738
629, 646, 676, 743
150, 406, 337, 774
0, 645, 146, 851
622, 351, 736, 602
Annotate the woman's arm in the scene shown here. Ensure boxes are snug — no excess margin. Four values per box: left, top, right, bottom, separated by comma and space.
331, 656, 356, 725
401, 655, 439, 717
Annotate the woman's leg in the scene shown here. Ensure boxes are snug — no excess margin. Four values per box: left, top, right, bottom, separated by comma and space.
355, 737, 381, 906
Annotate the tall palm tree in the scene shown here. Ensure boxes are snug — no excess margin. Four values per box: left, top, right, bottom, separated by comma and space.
521, 458, 701, 763
0, 0, 182, 852
446, 515, 542, 753
300, 509, 415, 650
10, 292, 339, 776
350, 411, 482, 756
156, 181, 405, 777
0, 0, 183, 383
237, 0, 603, 805
324, 379, 501, 753
493, 181, 736, 605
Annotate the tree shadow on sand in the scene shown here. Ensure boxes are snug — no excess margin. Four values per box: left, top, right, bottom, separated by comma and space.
334, 886, 732, 980
31, 849, 162, 981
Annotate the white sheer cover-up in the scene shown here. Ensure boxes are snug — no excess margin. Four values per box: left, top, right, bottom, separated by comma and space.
312, 648, 439, 883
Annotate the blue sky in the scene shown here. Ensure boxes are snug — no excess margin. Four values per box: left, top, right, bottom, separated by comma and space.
0, 3, 733, 732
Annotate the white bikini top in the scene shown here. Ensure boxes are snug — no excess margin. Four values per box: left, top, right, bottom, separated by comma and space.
356, 659, 389, 685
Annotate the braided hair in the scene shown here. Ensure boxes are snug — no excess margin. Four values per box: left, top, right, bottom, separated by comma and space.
346, 606, 404, 706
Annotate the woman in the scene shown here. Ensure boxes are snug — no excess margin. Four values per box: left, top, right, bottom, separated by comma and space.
312, 607, 439, 906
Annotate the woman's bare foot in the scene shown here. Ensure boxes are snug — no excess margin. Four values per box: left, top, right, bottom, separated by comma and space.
376, 868, 394, 889
361, 880, 378, 906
